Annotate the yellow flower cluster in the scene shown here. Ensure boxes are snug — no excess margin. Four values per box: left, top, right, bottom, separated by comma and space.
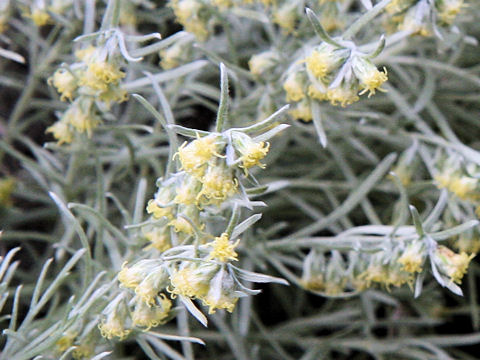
283, 44, 388, 120
301, 237, 474, 296
47, 46, 127, 144
435, 170, 480, 202
143, 132, 269, 247
169, 251, 240, 314
383, 0, 466, 36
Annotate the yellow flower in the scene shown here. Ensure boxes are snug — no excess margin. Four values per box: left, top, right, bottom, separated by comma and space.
46, 120, 74, 145
48, 69, 77, 101
434, 172, 453, 189
169, 216, 194, 235
449, 176, 478, 200
79, 61, 125, 92
97, 87, 128, 108
289, 100, 312, 121
160, 42, 184, 70
397, 241, 425, 273
197, 165, 238, 205
353, 57, 388, 97
169, 263, 217, 299
144, 227, 172, 252
434, 245, 475, 284
174, 176, 201, 205
454, 234, 480, 254
361, 264, 388, 286
135, 267, 170, 305
283, 72, 305, 102
232, 132, 270, 171
385, 0, 411, 14
327, 84, 359, 107
208, 233, 239, 262
305, 49, 332, 80
170, 0, 209, 40
118, 260, 160, 289
98, 311, 130, 340
132, 295, 172, 330
177, 135, 222, 177
63, 103, 101, 137
201, 268, 238, 314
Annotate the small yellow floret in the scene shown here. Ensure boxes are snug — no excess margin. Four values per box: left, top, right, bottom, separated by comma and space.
449, 176, 478, 200
397, 244, 424, 273
132, 295, 171, 330
359, 67, 388, 97
169, 266, 210, 298
197, 165, 238, 204
436, 245, 475, 284
177, 135, 221, 176
98, 315, 130, 340
283, 72, 305, 102
146, 199, 173, 219
46, 120, 73, 145
327, 85, 359, 107
169, 216, 194, 235
208, 233, 239, 262
80, 61, 124, 92
239, 142, 270, 170
305, 50, 331, 79
49, 69, 77, 101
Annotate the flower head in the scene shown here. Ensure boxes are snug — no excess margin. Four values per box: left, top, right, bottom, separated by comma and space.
197, 164, 238, 205
433, 245, 475, 284
201, 267, 239, 313
132, 295, 172, 330
283, 71, 306, 102
208, 233, 239, 262
352, 57, 388, 97
177, 135, 223, 177
232, 132, 270, 171
397, 240, 426, 273
46, 120, 74, 144
169, 262, 218, 299
118, 260, 161, 289
98, 296, 130, 340
135, 266, 170, 305
327, 83, 360, 107
48, 69, 78, 101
